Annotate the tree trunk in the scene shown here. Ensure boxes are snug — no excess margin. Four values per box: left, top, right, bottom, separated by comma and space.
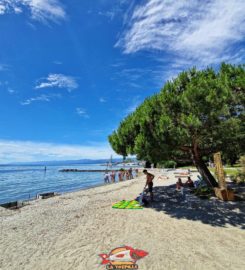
145, 160, 151, 168
191, 147, 218, 188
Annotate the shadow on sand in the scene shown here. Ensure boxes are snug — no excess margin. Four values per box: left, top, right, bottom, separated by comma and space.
148, 184, 245, 229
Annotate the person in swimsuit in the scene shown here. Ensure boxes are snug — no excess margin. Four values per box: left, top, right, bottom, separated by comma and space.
118, 170, 122, 181
135, 168, 139, 177
128, 168, 133, 179
104, 171, 110, 183
176, 177, 184, 190
185, 176, 194, 188
143, 169, 155, 201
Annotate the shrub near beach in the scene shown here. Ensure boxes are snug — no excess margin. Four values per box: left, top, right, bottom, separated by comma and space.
231, 156, 245, 184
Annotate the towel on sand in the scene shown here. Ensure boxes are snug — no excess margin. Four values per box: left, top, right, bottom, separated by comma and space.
112, 200, 143, 209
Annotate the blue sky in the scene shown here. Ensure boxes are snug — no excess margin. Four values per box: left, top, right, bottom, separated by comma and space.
0, 0, 244, 163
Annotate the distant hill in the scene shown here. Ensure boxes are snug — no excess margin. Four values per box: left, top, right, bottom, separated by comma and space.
2, 158, 126, 166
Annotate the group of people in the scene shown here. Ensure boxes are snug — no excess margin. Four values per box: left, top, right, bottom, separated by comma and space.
104, 168, 195, 203
142, 171, 196, 202
103, 167, 196, 203
104, 168, 139, 183
176, 176, 194, 190
142, 172, 197, 202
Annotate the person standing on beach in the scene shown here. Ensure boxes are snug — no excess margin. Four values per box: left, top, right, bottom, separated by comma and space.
129, 168, 133, 179
118, 170, 123, 181
122, 170, 125, 181
125, 170, 130, 180
110, 171, 115, 183
104, 171, 110, 183
143, 169, 155, 201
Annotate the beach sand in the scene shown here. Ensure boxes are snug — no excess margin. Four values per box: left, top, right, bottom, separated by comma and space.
0, 170, 244, 270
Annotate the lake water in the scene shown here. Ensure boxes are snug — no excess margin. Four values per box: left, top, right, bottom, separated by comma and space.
0, 164, 135, 204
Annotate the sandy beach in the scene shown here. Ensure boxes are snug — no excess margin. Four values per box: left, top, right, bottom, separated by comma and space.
0, 170, 244, 270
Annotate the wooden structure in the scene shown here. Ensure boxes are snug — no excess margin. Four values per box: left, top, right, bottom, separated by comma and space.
214, 152, 226, 188
213, 152, 234, 201
214, 188, 234, 201
59, 169, 123, 172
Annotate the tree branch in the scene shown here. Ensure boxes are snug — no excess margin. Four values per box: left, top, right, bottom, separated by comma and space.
180, 146, 192, 152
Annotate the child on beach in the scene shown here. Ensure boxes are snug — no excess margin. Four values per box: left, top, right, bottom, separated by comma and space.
143, 169, 155, 201
104, 172, 110, 183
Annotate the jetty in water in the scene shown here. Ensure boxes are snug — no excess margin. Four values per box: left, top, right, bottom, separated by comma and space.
59, 169, 122, 173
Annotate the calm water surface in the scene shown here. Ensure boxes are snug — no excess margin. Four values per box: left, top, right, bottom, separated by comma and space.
0, 164, 132, 204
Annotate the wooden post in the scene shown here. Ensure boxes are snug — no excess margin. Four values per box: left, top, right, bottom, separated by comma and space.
213, 152, 227, 189
213, 152, 234, 201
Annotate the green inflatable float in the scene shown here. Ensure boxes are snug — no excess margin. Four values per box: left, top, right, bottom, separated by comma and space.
112, 200, 143, 209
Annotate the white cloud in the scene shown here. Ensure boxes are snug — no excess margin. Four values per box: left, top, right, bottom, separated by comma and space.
0, 139, 120, 163
98, 10, 116, 21
7, 88, 16, 94
13, 5, 22, 13
0, 64, 9, 71
99, 97, 106, 103
35, 74, 78, 92
0, 4, 6, 14
117, 0, 245, 66
20, 93, 60, 105
20, 95, 50, 105
112, 66, 165, 88
0, 0, 66, 23
125, 96, 142, 115
76, 107, 89, 118
53, 60, 62, 65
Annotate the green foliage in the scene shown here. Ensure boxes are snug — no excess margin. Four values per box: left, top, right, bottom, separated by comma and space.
163, 160, 177, 168
231, 156, 245, 184
124, 159, 134, 163
240, 156, 245, 174
108, 63, 245, 186
194, 187, 214, 199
